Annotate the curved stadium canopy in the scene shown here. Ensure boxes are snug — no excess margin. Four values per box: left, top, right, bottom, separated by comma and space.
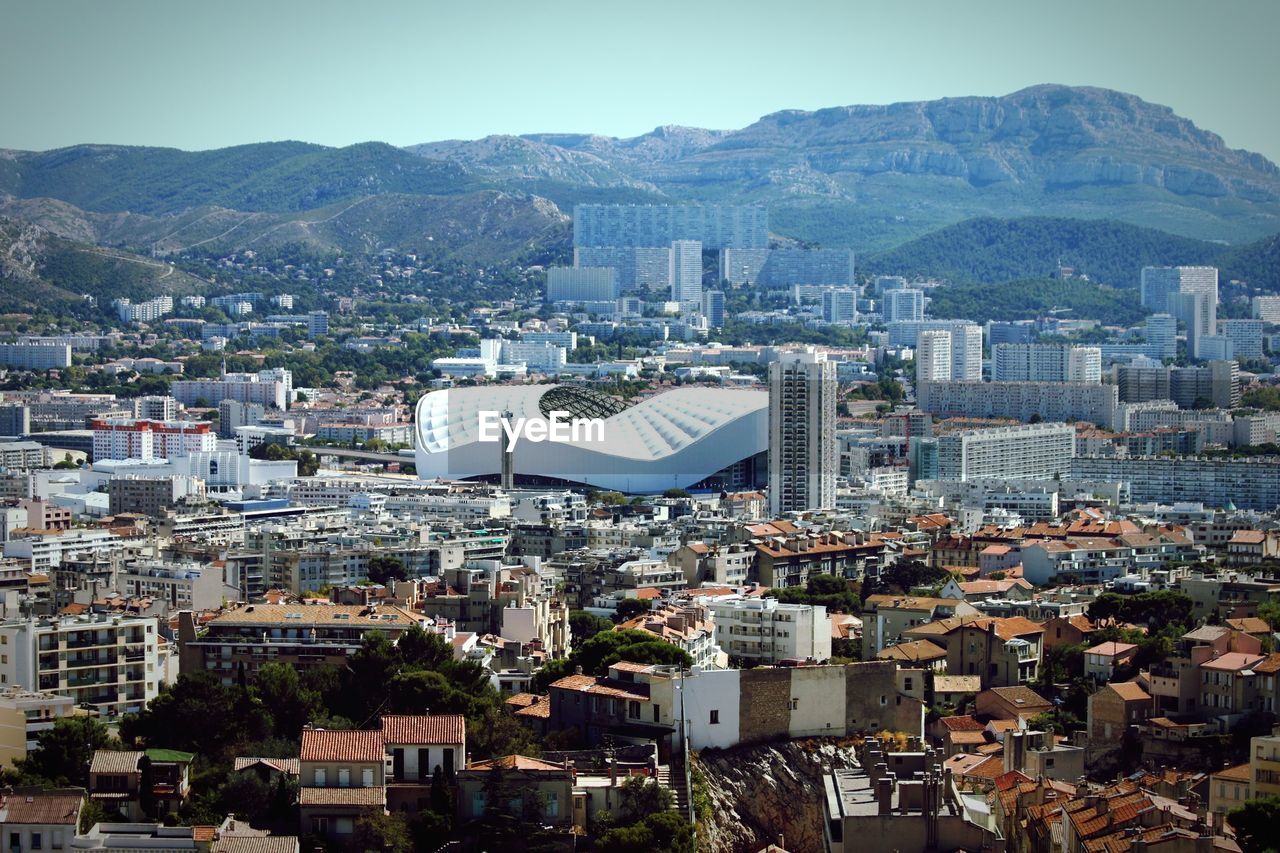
414, 384, 768, 493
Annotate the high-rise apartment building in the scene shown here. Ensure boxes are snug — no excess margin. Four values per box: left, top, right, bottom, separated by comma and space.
992, 344, 1102, 383
768, 350, 837, 516
1169, 290, 1217, 360
934, 423, 1076, 482
884, 289, 925, 323
546, 267, 620, 303
1220, 319, 1266, 360
670, 240, 703, 310
1145, 314, 1177, 361
822, 289, 858, 325
92, 419, 217, 462
133, 395, 177, 421
949, 323, 984, 381
307, 311, 330, 337
702, 290, 726, 329
917, 380, 1119, 427
916, 330, 953, 382
1141, 266, 1218, 313
218, 399, 266, 439
1253, 296, 1280, 324
0, 343, 72, 370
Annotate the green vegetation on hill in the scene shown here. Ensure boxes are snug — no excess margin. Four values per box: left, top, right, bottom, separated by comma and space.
926, 278, 1148, 326
863, 217, 1222, 287
3, 141, 478, 214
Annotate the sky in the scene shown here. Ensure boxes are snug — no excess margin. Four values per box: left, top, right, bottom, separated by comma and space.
3, 0, 1279, 162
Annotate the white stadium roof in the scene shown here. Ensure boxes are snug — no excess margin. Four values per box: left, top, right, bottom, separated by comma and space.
414, 384, 768, 493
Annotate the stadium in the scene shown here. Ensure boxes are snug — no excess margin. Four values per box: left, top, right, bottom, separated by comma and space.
414, 384, 768, 493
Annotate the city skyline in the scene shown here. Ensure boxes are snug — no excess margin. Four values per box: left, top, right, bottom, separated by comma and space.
3, 0, 1280, 164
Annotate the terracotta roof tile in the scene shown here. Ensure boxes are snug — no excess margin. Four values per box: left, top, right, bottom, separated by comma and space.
381, 714, 465, 746
300, 729, 385, 763
0, 793, 81, 825
299, 786, 385, 806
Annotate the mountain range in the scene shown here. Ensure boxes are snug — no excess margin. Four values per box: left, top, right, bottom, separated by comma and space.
1, 84, 1278, 266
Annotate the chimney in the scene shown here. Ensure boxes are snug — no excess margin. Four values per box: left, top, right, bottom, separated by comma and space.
776, 835, 785, 850
877, 777, 893, 815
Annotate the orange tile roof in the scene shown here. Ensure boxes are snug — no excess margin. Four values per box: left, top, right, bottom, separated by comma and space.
1106, 682, 1152, 702
380, 714, 465, 746
300, 729, 385, 763
299, 786, 385, 806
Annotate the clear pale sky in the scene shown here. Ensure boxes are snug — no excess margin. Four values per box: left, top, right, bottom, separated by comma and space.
3, 0, 1278, 162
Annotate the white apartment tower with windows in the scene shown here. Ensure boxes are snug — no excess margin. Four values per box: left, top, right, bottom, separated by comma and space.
768, 349, 837, 516
670, 240, 703, 311
916, 330, 953, 382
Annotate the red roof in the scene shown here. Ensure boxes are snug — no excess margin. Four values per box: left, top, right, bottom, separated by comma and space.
381, 714, 465, 746
300, 729, 385, 763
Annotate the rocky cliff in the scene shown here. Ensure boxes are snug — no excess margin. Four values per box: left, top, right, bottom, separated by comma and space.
694, 739, 860, 853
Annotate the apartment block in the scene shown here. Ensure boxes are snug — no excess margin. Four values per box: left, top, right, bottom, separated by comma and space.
0, 613, 160, 716
710, 597, 832, 664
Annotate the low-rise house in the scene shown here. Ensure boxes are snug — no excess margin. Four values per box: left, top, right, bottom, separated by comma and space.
1199, 651, 1266, 722
1208, 762, 1251, 819
0, 789, 82, 853
931, 674, 981, 712
860, 595, 979, 660
89, 749, 193, 820
298, 728, 386, 842
1083, 641, 1138, 683
1087, 682, 1152, 750
455, 755, 575, 835
1227, 529, 1280, 567
382, 714, 466, 814
903, 616, 1043, 688
1040, 614, 1096, 650
877, 639, 948, 670
975, 686, 1052, 722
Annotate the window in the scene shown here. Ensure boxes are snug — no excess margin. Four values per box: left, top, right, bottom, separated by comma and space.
546, 791, 559, 817
335, 818, 353, 835
472, 791, 487, 816
311, 818, 328, 835
653, 704, 660, 723
904, 678, 913, 692
32, 833, 42, 850
338, 768, 350, 787
791, 698, 799, 711
362, 768, 374, 787
313, 768, 326, 786
709, 710, 720, 725
629, 701, 640, 718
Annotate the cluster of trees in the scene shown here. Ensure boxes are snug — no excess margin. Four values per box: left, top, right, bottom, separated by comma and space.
1243, 387, 1280, 412
533, 629, 693, 692
927, 278, 1147, 326
862, 216, 1222, 288
769, 573, 860, 614
89, 628, 541, 833
247, 441, 320, 476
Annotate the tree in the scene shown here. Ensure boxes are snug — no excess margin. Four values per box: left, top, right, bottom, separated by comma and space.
352, 811, 413, 853
569, 610, 613, 647
368, 554, 408, 585
138, 755, 156, 818
613, 598, 652, 623
1228, 795, 1280, 853
252, 662, 319, 740
597, 810, 696, 853
18, 717, 117, 787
